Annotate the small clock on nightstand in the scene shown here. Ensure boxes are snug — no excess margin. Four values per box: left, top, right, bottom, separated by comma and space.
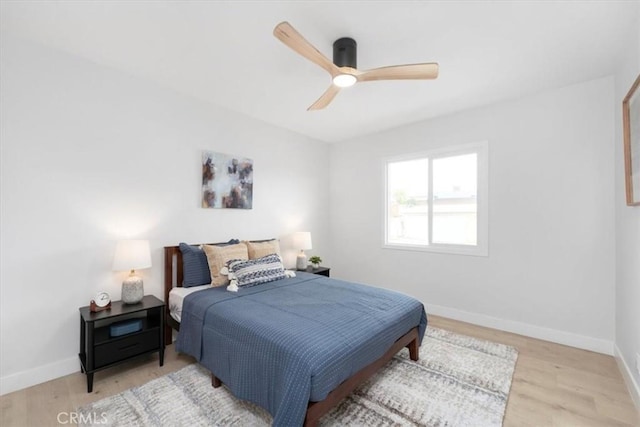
90, 292, 111, 312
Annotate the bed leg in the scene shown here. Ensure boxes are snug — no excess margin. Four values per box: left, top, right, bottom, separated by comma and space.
164, 325, 173, 345
303, 416, 318, 427
211, 374, 221, 388
408, 337, 419, 361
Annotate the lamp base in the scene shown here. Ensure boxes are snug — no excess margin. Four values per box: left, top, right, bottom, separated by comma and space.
122, 275, 144, 304
296, 252, 307, 271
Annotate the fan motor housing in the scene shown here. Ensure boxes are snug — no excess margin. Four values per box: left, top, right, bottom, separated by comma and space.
333, 37, 357, 69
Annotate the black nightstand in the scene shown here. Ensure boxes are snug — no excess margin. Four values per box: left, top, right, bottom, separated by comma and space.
301, 266, 330, 277
79, 295, 165, 392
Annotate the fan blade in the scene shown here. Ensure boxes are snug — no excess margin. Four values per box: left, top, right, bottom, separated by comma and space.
308, 85, 341, 110
357, 63, 439, 82
274, 22, 339, 77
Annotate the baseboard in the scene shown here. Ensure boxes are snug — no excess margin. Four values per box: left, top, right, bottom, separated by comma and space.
614, 345, 640, 411
425, 303, 614, 355
0, 356, 79, 396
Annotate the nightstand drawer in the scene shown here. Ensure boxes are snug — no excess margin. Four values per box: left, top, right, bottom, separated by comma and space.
94, 329, 159, 368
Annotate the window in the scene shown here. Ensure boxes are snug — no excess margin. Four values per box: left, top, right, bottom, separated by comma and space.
384, 141, 488, 256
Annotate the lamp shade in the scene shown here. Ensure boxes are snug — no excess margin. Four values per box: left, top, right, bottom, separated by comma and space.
112, 240, 152, 271
293, 231, 312, 250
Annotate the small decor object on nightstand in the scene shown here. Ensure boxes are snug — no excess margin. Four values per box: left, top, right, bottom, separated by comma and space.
90, 291, 111, 313
113, 240, 151, 304
293, 231, 312, 270
309, 256, 322, 269
109, 318, 143, 337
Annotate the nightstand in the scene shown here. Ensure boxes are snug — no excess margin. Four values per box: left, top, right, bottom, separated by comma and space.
301, 266, 330, 277
79, 295, 165, 392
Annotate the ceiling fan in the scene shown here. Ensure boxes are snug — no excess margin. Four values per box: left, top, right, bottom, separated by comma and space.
273, 21, 439, 111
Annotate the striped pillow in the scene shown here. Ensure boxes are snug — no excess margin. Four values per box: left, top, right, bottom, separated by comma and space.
227, 254, 287, 288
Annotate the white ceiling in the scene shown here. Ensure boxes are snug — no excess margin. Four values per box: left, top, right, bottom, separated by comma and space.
1, 1, 638, 143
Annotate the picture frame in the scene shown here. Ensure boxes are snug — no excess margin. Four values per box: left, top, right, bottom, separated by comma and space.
201, 151, 253, 209
623, 73, 640, 206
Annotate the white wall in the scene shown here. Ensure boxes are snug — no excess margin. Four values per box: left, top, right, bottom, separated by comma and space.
613, 9, 640, 407
330, 77, 616, 354
0, 35, 330, 395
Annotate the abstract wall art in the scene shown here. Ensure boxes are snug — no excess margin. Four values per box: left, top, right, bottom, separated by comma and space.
202, 151, 253, 209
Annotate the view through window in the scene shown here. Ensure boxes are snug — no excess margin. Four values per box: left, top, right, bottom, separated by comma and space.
385, 142, 487, 256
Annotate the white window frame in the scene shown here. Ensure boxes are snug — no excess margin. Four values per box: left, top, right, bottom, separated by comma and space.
383, 141, 489, 257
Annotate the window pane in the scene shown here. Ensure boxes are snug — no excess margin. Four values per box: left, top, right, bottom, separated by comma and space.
387, 159, 429, 245
432, 153, 477, 245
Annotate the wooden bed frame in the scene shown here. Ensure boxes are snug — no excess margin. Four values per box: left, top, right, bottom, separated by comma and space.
164, 243, 420, 427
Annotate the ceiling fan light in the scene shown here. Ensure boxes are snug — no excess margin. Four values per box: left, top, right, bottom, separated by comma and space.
333, 74, 357, 88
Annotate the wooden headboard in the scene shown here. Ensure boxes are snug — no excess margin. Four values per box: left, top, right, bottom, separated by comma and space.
164, 241, 248, 297
163, 242, 224, 343
163, 245, 183, 302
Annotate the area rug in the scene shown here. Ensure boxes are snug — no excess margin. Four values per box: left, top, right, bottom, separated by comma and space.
78, 327, 518, 426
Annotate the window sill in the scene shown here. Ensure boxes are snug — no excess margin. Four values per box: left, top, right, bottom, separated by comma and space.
382, 243, 488, 257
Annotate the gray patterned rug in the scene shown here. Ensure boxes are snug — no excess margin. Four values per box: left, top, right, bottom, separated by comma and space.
79, 327, 518, 426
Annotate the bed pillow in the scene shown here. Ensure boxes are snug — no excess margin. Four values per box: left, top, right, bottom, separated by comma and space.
245, 239, 281, 259
203, 242, 249, 286
179, 240, 239, 287
227, 253, 287, 288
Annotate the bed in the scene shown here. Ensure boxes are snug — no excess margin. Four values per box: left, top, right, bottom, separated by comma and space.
164, 243, 427, 427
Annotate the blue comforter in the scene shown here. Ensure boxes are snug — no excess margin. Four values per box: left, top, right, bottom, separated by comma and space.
176, 272, 427, 426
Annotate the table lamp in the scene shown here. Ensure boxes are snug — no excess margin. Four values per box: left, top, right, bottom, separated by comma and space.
113, 239, 151, 304
293, 231, 312, 270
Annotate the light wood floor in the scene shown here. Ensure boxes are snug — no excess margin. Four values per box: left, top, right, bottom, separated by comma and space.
1, 315, 638, 426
